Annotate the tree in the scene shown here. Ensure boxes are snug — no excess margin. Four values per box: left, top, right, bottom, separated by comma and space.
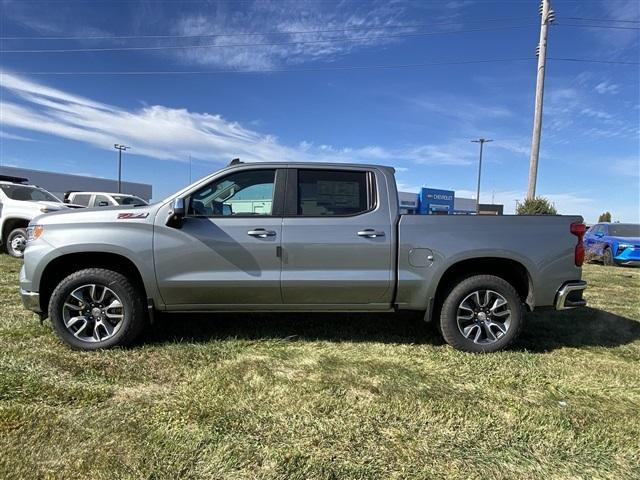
598, 211, 612, 222
516, 197, 557, 215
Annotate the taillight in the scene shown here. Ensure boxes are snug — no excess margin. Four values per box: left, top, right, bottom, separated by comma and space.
570, 222, 586, 266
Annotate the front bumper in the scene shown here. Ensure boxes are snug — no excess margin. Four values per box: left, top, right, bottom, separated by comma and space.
614, 247, 640, 266
555, 281, 587, 310
20, 289, 41, 313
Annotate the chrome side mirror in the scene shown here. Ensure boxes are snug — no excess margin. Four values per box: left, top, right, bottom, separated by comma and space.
167, 198, 186, 228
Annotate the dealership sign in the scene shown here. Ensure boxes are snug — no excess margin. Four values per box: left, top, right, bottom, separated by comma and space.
418, 188, 455, 215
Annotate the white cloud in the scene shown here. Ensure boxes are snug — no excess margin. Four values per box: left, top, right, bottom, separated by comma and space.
0, 71, 474, 169
580, 108, 613, 120
544, 81, 637, 142
0, 130, 34, 142
170, 1, 416, 70
412, 95, 513, 123
595, 0, 640, 52
594, 81, 620, 95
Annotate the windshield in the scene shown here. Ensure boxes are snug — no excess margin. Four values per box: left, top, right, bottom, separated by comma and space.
0, 184, 60, 202
609, 224, 640, 237
112, 195, 148, 206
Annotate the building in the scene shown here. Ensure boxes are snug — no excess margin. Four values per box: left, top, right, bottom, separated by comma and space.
0, 166, 152, 202
398, 191, 420, 214
454, 197, 477, 215
398, 187, 503, 215
478, 203, 504, 215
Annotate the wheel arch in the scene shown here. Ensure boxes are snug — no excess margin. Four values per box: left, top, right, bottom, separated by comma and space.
2, 217, 30, 243
428, 257, 533, 322
38, 252, 148, 314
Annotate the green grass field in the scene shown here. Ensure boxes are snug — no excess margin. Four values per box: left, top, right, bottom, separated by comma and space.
1, 256, 639, 479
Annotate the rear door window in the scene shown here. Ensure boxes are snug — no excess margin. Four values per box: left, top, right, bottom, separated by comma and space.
92, 195, 111, 207
72, 194, 91, 206
296, 170, 372, 216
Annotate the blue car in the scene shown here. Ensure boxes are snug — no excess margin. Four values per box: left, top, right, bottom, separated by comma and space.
584, 222, 640, 266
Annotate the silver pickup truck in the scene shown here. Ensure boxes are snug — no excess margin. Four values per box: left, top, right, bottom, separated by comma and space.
20, 161, 587, 352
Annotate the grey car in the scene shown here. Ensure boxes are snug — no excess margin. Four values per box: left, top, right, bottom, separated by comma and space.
20, 161, 587, 352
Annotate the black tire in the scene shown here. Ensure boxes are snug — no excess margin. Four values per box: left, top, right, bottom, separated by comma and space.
6, 228, 28, 258
602, 247, 616, 267
48, 268, 146, 350
439, 275, 523, 353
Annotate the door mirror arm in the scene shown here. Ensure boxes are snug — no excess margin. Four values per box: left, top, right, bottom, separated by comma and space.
167, 198, 186, 228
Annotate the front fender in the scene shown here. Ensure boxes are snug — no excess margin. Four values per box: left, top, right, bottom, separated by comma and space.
23, 221, 163, 309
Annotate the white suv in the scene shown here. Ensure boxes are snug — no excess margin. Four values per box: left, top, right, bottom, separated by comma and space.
65, 191, 148, 208
0, 176, 72, 258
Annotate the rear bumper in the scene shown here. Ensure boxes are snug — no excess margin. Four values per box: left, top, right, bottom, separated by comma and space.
554, 281, 587, 310
20, 289, 41, 313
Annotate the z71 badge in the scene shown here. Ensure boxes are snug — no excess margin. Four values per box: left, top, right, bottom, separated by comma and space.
117, 212, 149, 219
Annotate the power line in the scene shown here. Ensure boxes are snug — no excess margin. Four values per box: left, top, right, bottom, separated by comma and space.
0, 25, 536, 53
0, 17, 535, 40
11, 58, 536, 75
556, 23, 640, 30
563, 16, 640, 23
547, 57, 639, 65
8, 56, 638, 76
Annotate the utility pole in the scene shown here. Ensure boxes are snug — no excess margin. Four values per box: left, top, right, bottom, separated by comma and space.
527, 0, 555, 199
114, 144, 129, 193
471, 138, 492, 214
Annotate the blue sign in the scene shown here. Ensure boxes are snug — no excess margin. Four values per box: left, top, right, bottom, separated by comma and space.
419, 188, 455, 215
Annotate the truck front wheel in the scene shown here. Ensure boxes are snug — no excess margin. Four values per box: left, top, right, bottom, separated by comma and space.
6, 228, 28, 258
439, 275, 523, 353
48, 268, 146, 350
602, 247, 616, 267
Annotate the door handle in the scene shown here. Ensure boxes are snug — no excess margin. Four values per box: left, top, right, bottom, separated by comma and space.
357, 229, 385, 238
247, 228, 276, 238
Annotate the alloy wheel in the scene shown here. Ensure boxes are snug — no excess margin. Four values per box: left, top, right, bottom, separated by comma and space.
61, 284, 124, 342
456, 289, 512, 345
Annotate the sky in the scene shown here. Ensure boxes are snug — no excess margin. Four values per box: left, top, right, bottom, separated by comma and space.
0, 0, 638, 223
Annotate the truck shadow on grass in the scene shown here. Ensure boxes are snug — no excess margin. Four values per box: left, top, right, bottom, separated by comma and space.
517, 307, 640, 352
146, 307, 640, 351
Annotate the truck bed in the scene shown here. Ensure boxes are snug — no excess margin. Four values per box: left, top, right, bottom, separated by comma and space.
396, 214, 583, 312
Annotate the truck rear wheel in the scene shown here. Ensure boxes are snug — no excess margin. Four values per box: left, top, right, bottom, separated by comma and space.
48, 268, 146, 350
439, 275, 523, 353
6, 228, 28, 258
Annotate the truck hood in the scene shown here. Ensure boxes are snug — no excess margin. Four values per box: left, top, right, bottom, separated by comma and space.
32, 204, 158, 226
36, 200, 69, 211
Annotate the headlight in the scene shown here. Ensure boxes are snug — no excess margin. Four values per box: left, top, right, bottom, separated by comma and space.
26, 225, 44, 242
617, 244, 632, 255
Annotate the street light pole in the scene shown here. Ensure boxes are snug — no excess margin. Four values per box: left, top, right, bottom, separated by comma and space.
113, 144, 129, 193
471, 138, 492, 214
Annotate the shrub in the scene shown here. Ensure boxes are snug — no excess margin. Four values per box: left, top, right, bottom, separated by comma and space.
516, 197, 558, 215
598, 211, 612, 222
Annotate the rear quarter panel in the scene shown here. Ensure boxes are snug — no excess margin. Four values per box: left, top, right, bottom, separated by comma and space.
397, 215, 583, 311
